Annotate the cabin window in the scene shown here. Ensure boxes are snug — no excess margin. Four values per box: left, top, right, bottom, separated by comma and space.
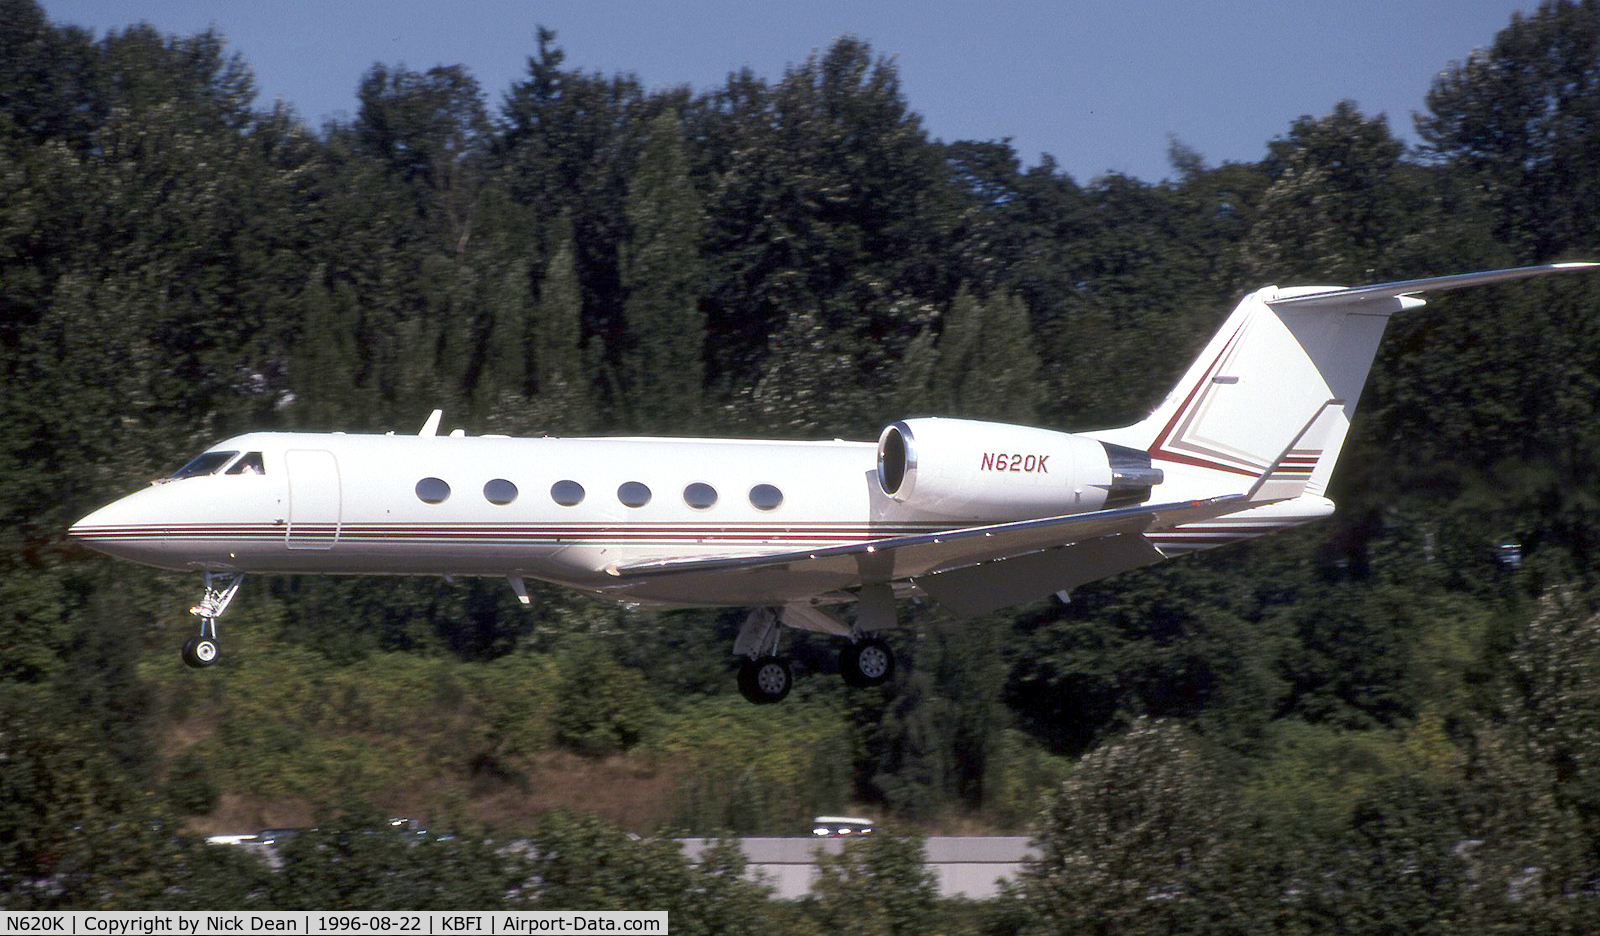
749, 483, 784, 511
484, 479, 518, 505
683, 482, 718, 509
226, 452, 265, 475
618, 481, 652, 508
416, 477, 451, 504
168, 451, 237, 480
551, 480, 585, 506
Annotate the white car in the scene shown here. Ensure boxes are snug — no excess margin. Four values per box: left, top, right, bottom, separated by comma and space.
812, 816, 874, 837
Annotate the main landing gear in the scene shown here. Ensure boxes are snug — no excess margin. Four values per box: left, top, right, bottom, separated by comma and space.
182, 571, 243, 668
737, 655, 795, 705
840, 636, 895, 688
732, 598, 898, 704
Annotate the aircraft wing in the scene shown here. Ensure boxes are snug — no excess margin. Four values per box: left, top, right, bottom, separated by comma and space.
601, 494, 1252, 607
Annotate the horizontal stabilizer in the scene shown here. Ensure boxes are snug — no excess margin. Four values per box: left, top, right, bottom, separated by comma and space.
1268, 262, 1599, 309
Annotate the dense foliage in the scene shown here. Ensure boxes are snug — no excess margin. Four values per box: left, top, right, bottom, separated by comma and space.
4, 0, 1600, 927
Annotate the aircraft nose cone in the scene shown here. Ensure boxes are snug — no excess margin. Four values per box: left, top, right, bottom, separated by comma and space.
68, 482, 246, 572
68, 500, 134, 555
66, 503, 113, 542
66, 488, 183, 568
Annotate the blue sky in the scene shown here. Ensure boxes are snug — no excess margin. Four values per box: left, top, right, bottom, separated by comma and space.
42, 0, 1535, 183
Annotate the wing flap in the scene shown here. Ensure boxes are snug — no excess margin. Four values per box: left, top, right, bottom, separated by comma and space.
917, 532, 1166, 617
606, 494, 1250, 589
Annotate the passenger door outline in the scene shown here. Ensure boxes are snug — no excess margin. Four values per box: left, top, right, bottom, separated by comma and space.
285, 449, 341, 549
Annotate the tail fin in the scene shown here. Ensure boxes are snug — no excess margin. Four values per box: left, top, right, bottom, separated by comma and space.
1091, 263, 1599, 497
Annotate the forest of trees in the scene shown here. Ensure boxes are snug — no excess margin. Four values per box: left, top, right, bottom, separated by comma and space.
4, 0, 1600, 928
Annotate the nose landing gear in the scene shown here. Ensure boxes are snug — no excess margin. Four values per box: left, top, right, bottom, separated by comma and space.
183, 571, 242, 668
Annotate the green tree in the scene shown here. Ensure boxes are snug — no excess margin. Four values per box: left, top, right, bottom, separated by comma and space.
1455, 724, 1594, 933
1240, 100, 1424, 284
697, 37, 957, 421
1014, 718, 1239, 936
842, 608, 1012, 817
273, 807, 518, 909
498, 27, 649, 238
1021, 170, 1246, 432
1418, 0, 1600, 259
620, 109, 707, 431
1503, 591, 1600, 848
288, 265, 360, 428
522, 810, 771, 932
805, 826, 939, 936
0, 0, 103, 150
1299, 776, 1471, 936
1270, 582, 1420, 729
931, 285, 1041, 423
550, 633, 658, 756
499, 27, 660, 404
355, 63, 490, 258
748, 306, 859, 435
532, 211, 599, 431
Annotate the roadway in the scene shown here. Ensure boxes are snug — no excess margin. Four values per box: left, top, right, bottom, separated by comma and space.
679, 836, 1036, 899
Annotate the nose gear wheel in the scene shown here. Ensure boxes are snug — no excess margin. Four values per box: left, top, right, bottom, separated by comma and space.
182, 635, 219, 668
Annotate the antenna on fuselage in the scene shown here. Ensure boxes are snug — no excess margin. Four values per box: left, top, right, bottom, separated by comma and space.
418, 409, 443, 437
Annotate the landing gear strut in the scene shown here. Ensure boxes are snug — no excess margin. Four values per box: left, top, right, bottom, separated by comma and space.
733, 608, 793, 704
183, 571, 242, 668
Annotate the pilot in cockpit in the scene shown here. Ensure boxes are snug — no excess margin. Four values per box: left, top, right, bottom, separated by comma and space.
229, 452, 265, 475
166, 450, 265, 480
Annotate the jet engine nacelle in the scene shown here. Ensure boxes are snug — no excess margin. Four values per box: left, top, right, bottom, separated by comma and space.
875, 417, 1162, 520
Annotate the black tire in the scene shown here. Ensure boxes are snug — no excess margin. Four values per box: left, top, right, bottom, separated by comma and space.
737, 655, 792, 704
737, 657, 759, 701
182, 636, 219, 669
841, 637, 894, 688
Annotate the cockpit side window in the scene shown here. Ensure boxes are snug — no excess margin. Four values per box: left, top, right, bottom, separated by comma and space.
167, 451, 238, 481
225, 452, 265, 475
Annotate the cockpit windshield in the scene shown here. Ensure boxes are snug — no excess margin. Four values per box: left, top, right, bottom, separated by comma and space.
166, 451, 239, 481
226, 452, 265, 475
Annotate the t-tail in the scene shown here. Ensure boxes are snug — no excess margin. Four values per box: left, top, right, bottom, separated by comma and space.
1090, 263, 1600, 500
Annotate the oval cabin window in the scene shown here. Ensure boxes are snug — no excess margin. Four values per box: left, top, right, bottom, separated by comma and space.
618, 481, 652, 508
683, 482, 718, 509
749, 483, 783, 511
416, 477, 451, 504
484, 479, 518, 505
551, 480, 585, 507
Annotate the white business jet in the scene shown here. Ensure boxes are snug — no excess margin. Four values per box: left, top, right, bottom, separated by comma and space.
69, 263, 1598, 703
